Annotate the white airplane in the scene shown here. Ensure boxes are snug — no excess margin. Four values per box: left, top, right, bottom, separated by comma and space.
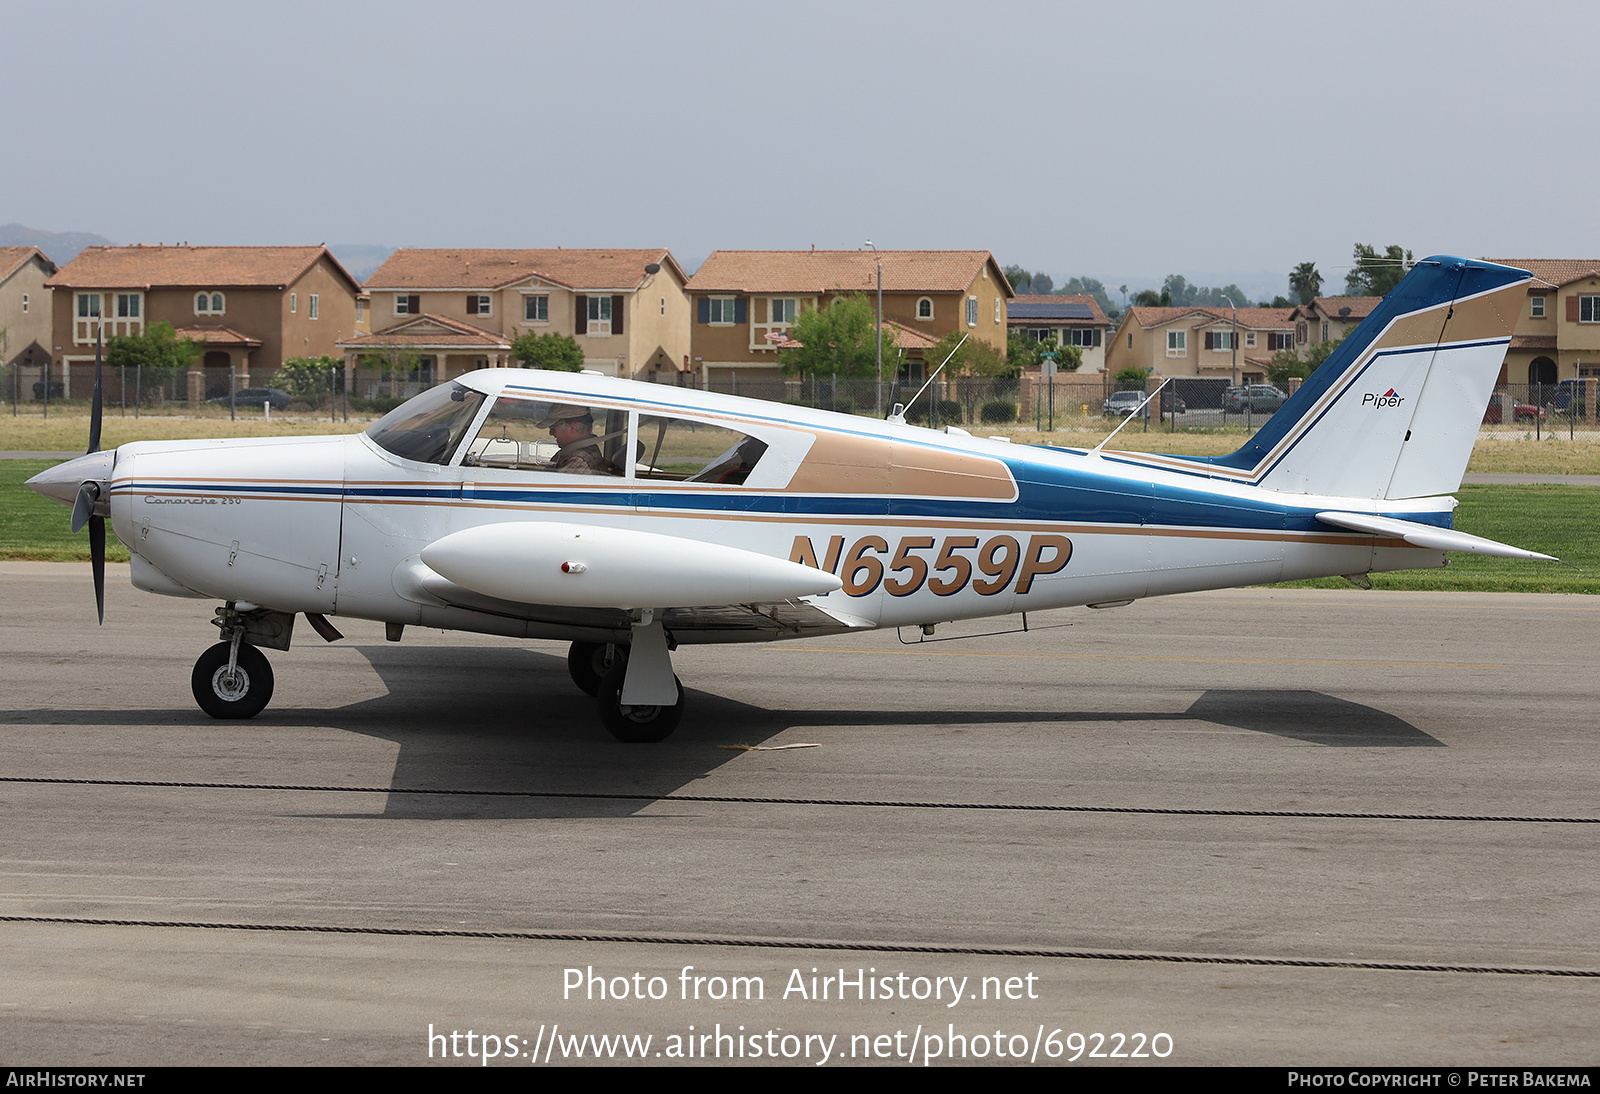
29, 256, 1555, 741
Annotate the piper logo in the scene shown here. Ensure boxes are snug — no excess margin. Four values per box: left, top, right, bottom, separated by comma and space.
1362, 388, 1405, 409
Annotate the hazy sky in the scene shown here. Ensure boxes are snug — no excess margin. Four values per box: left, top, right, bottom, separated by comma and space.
9, 0, 1597, 299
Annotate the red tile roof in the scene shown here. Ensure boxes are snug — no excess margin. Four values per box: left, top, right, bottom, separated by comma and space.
46, 245, 357, 291
338, 313, 511, 350
365, 249, 684, 292
686, 250, 1008, 295
1127, 305, 1293, 331
0, 246, 54, 283
1292, 296, 1381, 321
170, 326, 262, 347
1508, 334, 1558, 351
1488, 259, 1600, 289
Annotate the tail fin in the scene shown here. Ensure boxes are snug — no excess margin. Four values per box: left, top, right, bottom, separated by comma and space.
1196, 256, 1528, 499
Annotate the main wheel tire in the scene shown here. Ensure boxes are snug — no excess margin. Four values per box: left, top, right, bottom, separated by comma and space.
191, 641, 274, 719
568, 641, 626, 697
595, 661, 683, 743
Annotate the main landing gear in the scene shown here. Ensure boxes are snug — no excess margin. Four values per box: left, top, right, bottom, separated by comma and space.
568, 617, 685, 743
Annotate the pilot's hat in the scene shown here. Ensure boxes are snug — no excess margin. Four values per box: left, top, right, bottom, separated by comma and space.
536, 404, 592, 428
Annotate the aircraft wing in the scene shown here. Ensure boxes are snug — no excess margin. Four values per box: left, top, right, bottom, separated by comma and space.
1315, 511, 1557, 561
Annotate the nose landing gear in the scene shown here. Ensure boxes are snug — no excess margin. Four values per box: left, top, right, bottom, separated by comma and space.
191, 638, 274, 719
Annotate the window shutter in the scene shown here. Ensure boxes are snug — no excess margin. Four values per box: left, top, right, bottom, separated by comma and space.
1204, 332, 1214, 350
734, 298, 747, 324
697, 298, 710, 324
1568, 296, 1580, 322
575, 294, 588, 335
612, 295, 624, 335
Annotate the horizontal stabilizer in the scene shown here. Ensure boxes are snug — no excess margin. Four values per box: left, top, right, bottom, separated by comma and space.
421, 521, 844, 608
1315, 511, 1557, 561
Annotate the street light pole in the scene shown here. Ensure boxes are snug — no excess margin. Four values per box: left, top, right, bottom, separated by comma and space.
1221, 293, 1239, 386
866, 240, 882, 416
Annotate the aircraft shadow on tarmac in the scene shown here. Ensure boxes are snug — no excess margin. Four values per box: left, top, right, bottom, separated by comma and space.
315, 645, 1441, 819
2, 644, 1440, 821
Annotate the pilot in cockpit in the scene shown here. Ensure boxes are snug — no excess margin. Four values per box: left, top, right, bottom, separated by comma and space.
537, 404, 622, 476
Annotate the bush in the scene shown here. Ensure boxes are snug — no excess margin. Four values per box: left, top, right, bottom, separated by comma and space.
905, 399, 963, 426
980, 400, 1017, 424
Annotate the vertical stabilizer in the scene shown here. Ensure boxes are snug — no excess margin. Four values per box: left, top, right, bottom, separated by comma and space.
1189, 257, 1528, 499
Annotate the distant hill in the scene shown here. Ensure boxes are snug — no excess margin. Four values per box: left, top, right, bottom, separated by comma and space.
0, 223, 116, 265
327, 243, 396, 284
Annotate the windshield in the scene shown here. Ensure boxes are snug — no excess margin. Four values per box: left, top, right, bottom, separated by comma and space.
365, 382, 487, 464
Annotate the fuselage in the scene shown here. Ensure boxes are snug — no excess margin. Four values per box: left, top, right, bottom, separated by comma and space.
99, 368, 1450, 645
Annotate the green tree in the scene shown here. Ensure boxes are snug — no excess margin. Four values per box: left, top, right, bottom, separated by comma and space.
1114, 366, 1148, 387
777, 295, 896, 378
1288, 261, 1324, 305
511, 331, 584, 372
270, 356, 339, 401
1266, 332, 1345, 385
1002, 264, 1032, 293
928, 331, 1011, 378
1130, 289, 1162, 307
1345, 244, 1413, 296
105, 321, 200, 391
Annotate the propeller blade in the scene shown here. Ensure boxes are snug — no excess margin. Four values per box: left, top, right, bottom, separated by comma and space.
89, 515, 106, 625
88, 324, 104, 454
70, 481, 100, 534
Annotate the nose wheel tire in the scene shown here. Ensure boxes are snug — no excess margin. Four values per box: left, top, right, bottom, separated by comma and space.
568, 641, 626, 697
596, 662, 684, 743
191, 641, 274, 719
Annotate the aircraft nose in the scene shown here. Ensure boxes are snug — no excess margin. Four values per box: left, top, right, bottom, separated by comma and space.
26, 450, 116, 507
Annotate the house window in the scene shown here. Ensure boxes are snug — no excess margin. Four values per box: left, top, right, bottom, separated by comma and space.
290, 293, 297, 314
1320, 321, 1329, 342
77, 293, 101, 318
1245, 332, 1257, 348
195, 292, 224, 315
309, 294, 319, 320
588, 294, 613, 336
356, 300, 365, 322
396, 294, 420, 316
116, 293, 141, 318
20, 293, 27, 313
1296, 322, 1308, 344
1269, 332, 1294, 351
1067, 328, 1098, 347
966, 297, 978, 327
916, 297, 933, 320
994, 298, 1002, 323
1580, 296, 1600, 323
524, 295, 549, 322
1127, 332, 1132, 349
769, 298, 797, 325
1204, 330, 1233, 351
466, 294, 492, 316
709, 297, 739, 325
1531, 296, 1545, 318
660, 296, 665, 316
1166, 330, 1186, 357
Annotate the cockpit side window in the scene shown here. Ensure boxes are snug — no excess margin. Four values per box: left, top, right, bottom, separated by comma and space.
461, 397, 629, 477
365, 382, 486, 465
636, 415, 768, 484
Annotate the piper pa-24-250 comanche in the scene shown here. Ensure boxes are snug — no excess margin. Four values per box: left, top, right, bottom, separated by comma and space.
29, 256, 1557, 741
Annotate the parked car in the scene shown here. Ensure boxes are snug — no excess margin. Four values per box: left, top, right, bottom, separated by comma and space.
1102, 389, 1186, 418
1551, 378, 1587, 413
1222, 384, 1288, 414
31, 381, 65, 400
1102, 390, 1146, 417
1482, 392, 1543, 423
208, 387, 292, 410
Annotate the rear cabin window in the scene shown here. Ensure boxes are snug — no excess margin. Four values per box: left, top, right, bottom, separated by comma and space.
636, 415, 767, 485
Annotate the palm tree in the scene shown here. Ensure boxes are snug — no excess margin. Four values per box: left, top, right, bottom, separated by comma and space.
1289, 262, 1323, 305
